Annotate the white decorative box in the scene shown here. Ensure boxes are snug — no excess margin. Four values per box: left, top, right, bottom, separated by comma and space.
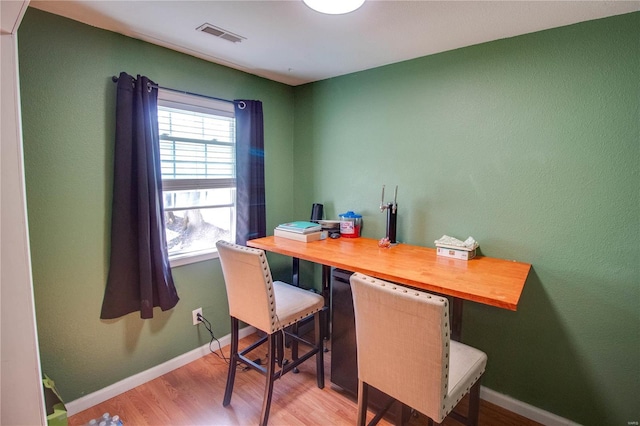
436, 246, 476, 260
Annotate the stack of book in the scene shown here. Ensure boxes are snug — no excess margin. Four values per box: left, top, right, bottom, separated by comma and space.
274, 221, 327, 242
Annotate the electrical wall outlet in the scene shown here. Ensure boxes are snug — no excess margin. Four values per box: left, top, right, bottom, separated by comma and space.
192, 308, 203, 325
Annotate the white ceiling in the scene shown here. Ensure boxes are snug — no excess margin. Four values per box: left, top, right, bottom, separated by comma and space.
30, 0, 640, 86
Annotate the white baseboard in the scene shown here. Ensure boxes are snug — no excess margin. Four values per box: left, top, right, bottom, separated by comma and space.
480, 387, 580, 426
65, 326, 256, 416
67, 328, 575, 426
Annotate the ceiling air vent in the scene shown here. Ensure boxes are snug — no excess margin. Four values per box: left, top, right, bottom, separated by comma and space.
197, 23, 245, 43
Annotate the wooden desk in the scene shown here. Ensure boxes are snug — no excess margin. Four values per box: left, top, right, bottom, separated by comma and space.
249, 236, 530, 423
247, 236, 530, 310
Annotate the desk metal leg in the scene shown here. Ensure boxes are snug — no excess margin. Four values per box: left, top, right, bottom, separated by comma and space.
321, 265, 331, 301
291, 259, 331, 345
451, 297, 463, 341
292, 257, 300, 287
321, 265, 331, 340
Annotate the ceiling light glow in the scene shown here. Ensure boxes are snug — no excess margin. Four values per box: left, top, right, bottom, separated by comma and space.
303, 0, 365, 15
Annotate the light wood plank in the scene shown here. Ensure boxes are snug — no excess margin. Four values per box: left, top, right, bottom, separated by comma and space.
247, 236, 530, 310
68, 334, 541, 426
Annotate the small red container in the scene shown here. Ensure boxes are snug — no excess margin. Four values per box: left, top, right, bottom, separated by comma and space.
339, 211, 362, 238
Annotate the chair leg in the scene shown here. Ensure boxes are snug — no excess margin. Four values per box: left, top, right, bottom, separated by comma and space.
357, 380, 369, 426
223, 317, 240, 407
259, 333, 277, 426
276, 331, 284, 367
314, 311, 324, 388
467, 379, 481, 426
291, 322, 300, 373
292, 321, 299, 361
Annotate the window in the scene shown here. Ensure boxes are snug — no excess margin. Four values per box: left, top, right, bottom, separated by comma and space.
157, 89, 236, 265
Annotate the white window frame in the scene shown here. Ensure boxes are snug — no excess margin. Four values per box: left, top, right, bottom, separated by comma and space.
157, 89, 236, 267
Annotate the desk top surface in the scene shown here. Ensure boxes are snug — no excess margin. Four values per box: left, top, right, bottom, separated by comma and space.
247, 236, 531, 311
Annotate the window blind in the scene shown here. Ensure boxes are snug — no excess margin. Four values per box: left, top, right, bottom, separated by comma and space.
158, 101, 235, 192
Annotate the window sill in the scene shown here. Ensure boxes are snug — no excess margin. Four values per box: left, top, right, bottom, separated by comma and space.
169, 249, 219, 268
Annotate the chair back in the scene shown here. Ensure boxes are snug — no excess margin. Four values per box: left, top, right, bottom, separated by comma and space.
216, 240, 277, 334
350, 272, 450, 422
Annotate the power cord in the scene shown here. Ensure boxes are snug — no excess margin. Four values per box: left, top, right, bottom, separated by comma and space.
197, 313, 266, 371
197, 313, 229, 364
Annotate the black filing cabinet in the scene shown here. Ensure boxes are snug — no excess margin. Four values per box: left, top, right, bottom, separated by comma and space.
330, 269, 409, 424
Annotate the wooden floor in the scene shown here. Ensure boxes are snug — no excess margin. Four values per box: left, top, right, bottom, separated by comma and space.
68, 334, 541, 426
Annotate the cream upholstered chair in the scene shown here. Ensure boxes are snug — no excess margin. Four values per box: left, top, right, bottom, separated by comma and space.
216, 240, 325, 426
350, 272, 487, 426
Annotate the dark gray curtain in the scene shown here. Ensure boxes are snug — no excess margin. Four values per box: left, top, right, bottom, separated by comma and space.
234, 100, 266, 246
101, 72, 179, 319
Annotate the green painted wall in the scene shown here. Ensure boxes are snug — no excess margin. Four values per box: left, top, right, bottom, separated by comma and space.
17, 6, 639, 425
18, 8, 296, 402
293, 12, 639, 425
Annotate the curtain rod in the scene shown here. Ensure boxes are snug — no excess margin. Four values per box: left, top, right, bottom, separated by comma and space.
111, 75, 235, 105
